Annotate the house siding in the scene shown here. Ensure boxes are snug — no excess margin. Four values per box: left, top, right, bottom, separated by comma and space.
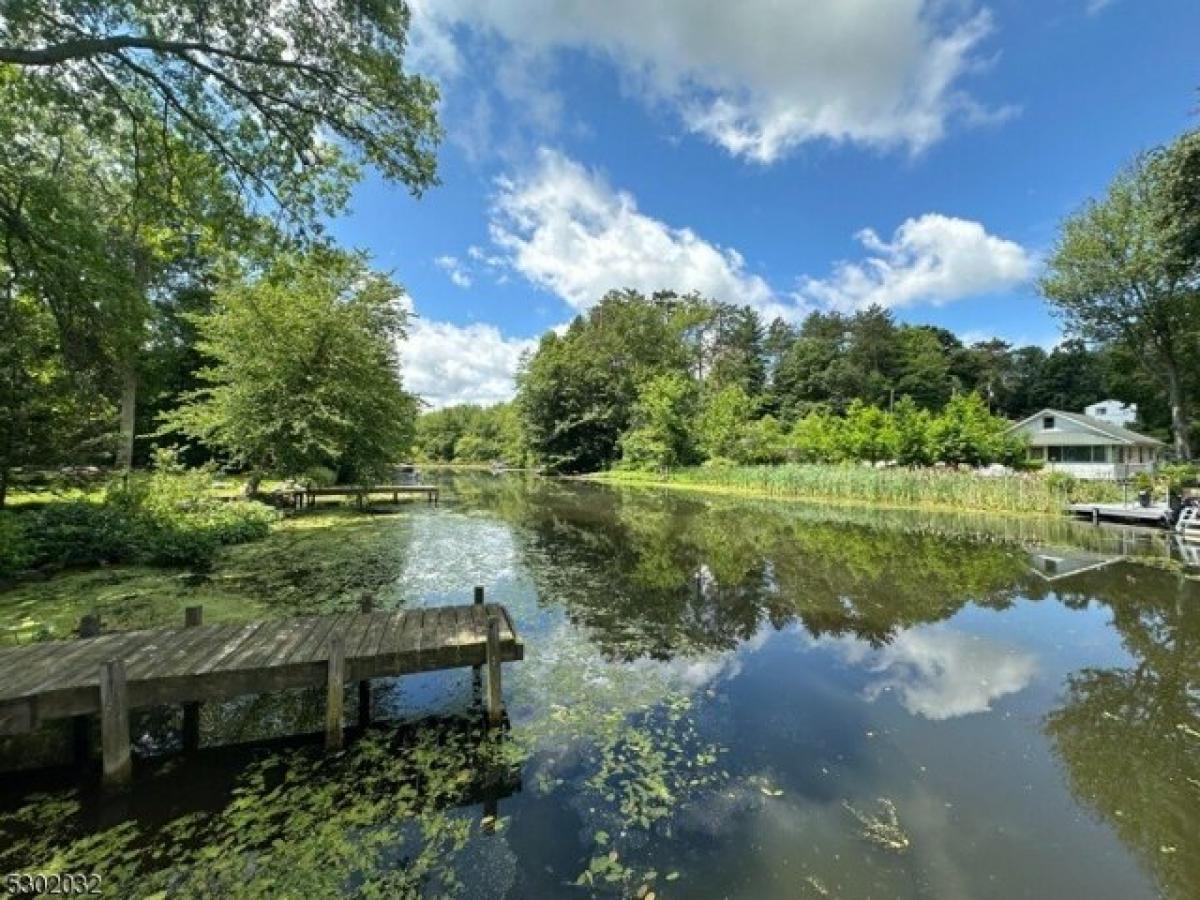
1008, 408, 1163, 481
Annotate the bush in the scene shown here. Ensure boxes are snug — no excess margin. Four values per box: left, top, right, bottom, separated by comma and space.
0, 512, 32, 577
4, 462, 277, 574
23, 502, 134, 567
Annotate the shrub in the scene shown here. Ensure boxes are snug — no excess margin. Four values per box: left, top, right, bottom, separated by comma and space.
5, 461, 277, 574
0, 512, 32, 577
23, 502, 134, 567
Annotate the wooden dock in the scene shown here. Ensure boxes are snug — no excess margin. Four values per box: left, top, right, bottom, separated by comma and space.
288, 484, 440, 509
1067, 501, 1171, 527
0, 593, 520, 786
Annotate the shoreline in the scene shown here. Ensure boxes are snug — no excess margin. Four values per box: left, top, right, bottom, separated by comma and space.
581, 469, 1095, 522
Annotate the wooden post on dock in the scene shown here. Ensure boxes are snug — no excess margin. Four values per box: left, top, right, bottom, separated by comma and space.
472, 587, 485, 688
72, 614, 101, 765
182, 606, 203, 751
99, 659, 131, 788
357, 598, 372, 728
326, 637, 345, 751
485, 613, 503, 726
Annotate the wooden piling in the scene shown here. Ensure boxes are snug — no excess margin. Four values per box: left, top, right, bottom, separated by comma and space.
71, 614, 101, 765
99, 659, 131, 788
485, 613, 503, 726
325, 636, 345, 751
472, 587, 485, 682
357, 598, 372, 727
181, 606, 203, 751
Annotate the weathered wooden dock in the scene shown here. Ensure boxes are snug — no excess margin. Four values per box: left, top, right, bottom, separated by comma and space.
289, 484, 440, 509
1067, 501, 1171, 527
0, 592, 520, 786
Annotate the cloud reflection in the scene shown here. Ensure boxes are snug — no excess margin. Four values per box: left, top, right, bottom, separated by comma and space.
832, 626, 1037, 720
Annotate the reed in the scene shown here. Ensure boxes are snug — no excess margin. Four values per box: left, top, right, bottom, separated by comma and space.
594, 464, 1122, 515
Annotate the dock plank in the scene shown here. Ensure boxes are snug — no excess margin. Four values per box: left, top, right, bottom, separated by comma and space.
0, 603, 522, 736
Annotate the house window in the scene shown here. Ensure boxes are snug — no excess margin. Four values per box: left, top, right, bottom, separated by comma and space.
1063, 446, 1093, 463
1047, 446, 1062, 462
1043, 415, 1055, 430
1095, 407, 1106, 416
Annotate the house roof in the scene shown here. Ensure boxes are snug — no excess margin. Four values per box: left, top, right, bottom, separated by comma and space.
1006, 408, 1166, 447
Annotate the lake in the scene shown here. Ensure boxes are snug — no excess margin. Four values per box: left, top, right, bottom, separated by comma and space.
1, 474, 1197, 898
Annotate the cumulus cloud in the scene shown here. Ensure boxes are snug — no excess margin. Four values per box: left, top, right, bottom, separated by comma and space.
490, 148, 797, 320
410, 0, 1008, 162
434, 254, 472, 288
401, 318, 535, 408
795, 214, 1034, 312
831, 625, 1037, 720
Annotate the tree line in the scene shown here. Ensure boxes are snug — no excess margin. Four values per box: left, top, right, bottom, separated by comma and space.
419, 126, 1200, 473
416, 293, 1182, 473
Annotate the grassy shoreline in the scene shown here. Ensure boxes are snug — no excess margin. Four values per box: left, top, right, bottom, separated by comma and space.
588, 464, 1122, 518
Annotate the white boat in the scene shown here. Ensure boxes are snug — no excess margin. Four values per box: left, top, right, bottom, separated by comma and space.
1176, 504, 1200, 542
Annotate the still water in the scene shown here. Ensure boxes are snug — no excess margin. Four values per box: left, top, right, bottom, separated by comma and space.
1, 475, 1197, 898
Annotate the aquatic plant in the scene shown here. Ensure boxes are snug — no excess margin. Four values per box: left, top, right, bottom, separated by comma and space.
597, 463, 1120, 515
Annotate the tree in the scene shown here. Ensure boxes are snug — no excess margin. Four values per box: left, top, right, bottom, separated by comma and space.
619, 373, 700, 470
161, 249, 417, 490
839, 400, 898, 463
788, 409, 844, 463
0, 293, 111, 506
736, 415, 787, 464
697, 385, 754, 461
1, 1, 442, 470
930, 392, 1022, 466
892, 396, 935, 466
518, 291, 691, 473
0, 1, 441, 219
1041, 131, 1200, 458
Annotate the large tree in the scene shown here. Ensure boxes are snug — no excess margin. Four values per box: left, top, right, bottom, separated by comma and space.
0, 0, 441, 468
1041, 130, 1200, 458
0, 1, 440, 215
161, 249, 417, 490
517, 291, 692, 473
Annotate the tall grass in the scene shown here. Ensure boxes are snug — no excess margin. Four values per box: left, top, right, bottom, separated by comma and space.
595, 464, 1122, 515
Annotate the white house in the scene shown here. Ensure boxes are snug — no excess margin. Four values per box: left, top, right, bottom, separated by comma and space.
1084, 400, 1137, 428
1006, 407, 1165, 480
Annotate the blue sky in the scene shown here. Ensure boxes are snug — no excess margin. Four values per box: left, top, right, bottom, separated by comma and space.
327, 0, 1200, 407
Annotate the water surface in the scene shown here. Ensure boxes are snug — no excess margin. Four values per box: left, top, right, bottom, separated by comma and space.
1, 475, 1197, 898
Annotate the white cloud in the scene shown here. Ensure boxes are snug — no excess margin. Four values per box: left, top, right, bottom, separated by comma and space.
1086, 0, 1117, 15
958, 328, 1061, 351
402, 318, 535, 408
434, 254, 472, 288
490, 148, 799, 320
796, 214, 1034, 312
830, 625, 1037, 720
410, 1, 1008, 162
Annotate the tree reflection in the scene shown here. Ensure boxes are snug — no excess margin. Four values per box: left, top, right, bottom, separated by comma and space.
457, 478, 1029, 660
1045, 565, 1200, 899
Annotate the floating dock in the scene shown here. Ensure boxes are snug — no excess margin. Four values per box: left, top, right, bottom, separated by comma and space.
1067, 502, 1171, 527
0, 594, 521, 786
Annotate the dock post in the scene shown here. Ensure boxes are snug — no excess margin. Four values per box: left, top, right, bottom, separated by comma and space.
485, 613, 503, 726
182, 606, 203, 751
357, 598, 372, 728
472, 587, 485, 690
71, 614, 101, 765
99, 659, 132, 788
1092, 507, 1100, 526
326, 636, 345, 751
